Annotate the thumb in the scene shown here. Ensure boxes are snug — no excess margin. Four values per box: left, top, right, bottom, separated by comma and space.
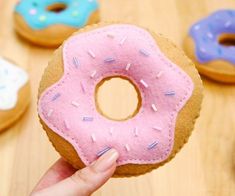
32, 149, 119, 196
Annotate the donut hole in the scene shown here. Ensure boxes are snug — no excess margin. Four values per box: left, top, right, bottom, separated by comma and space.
95, 76, 142, 121
47, 3, 67, 13
218, 33, 235, 46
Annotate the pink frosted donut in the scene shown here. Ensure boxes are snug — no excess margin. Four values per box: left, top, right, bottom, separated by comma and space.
38, 24, 203, 176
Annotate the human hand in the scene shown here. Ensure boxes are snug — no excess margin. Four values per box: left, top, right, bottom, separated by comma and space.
31, 149, 119, 196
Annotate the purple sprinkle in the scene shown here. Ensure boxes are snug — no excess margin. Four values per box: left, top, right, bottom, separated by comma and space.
51, 93, 61, 101
80, 82, 86, 93
97, 147, 111, 157
83, 117, 94, 122
104, 57, 115, 63
147, 141, 158, 150
73, 57, 80, 68
139, 49, 150, 57
165, 91, 175, 96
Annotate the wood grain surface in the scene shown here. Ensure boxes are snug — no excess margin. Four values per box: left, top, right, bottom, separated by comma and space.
0, 0, 235, 195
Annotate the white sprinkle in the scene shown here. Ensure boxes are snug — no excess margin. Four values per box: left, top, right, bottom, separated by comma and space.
194, 25, 200, 30
125, 144, 130, 152
119, 36, 127, 45
71, 101, 79, 107
207, 32, 213, 39
225, 21, 232, 28
139, 49, 150, 57
151, 104, 158, 112
134, 127, 138, 137
125, 63, 131, 71
109, 127, 114, 135
157, 71, 164, 78
87, 50, 96, 58
91, 134, 96, 142
90, 70, 97, 78
64, 120, 70, 130
107, 33, 114, 38
47, 109, 53, 117
140, 79, 148, 88
153, 126, 162, 131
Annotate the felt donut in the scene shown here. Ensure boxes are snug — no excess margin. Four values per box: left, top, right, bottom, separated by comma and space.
14, 0, 99, 47
184, 10, 235, 83
38, 23, 203, 176
0, 58, 30, 131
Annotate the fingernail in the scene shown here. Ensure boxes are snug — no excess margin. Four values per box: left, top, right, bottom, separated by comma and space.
93, 149, 119, 172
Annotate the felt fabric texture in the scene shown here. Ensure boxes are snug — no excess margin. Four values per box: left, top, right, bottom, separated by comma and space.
15, 0, 99, 30
38, 24, 194, 166
0, 58, 28, 110
38, 23, 203, 176
189, 10, 235, 64
184, 36, 235, 83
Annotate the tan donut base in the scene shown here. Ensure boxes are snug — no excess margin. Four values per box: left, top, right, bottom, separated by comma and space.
38, 23, 203, 177
0, 82, 30, 132
14, 10, 100, 47
184, 36, 235, 83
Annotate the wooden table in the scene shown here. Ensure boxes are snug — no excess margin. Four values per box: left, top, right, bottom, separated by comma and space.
0, 0, 235, 195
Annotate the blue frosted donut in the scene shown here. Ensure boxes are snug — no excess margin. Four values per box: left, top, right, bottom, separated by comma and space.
15, 0, 99, 29
189, 10, 235, 65
185, 10, 235, 83
14, 0, 99, 46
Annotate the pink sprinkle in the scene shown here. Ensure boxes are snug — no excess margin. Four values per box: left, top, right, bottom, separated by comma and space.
109, 127, 114, 135
134, 127, 138, 137
157, 71, 164, 78
125, 63, 131, 71
119, 36, 127, 45
153, 126, 162, 131
140, 79, 148, 88
64, 120, 70, 130
91, 134, 96, 142
151, 104, 158, 112
47, 109, 53, 117
29, 8, 37, 15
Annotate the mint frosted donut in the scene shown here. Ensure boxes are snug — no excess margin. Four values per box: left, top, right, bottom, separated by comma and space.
38, 24, 203, 176
14, 0, 99, 46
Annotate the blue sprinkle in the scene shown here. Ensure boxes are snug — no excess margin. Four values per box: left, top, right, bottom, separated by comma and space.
165, 91, 175, 96
51, 93, 61, 101
83, 117, 94, 122
73, 57, 80, 68
0, 85, 5, 90
139, 49, 150, 57
104, 57, 115, 63
147, 141, 158, 150
97, 147, 111, 157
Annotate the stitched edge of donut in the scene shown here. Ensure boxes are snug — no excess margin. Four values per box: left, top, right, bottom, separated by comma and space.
38, 24, 194, 165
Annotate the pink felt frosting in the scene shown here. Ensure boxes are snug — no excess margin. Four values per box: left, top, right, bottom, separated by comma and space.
38, 24, 194, 166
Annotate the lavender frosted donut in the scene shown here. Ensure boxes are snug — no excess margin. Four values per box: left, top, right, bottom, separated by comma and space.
184, 10, 235, 83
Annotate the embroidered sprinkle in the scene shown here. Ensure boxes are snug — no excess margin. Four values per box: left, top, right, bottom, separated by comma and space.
151, 104, 158, 112
225, 21, 232, 28
194, 25, 200, 30
104, 57, 115, 63
97, 147, 111, 157
87, 50, 96, 58
80, 82, 86, 93
107, 33, 114, 38
119, 36, 127, 45
47, 109, 53, 117
134, 127, 138, 137
109, 127, 114, 135
91, 134, 96, 142
207, 32, 213, 39
140, 79, 148, 88
51, 93, 61, 101
125, 63, 131, 71
125, 144, 130, 152
83, 117, 93, 122
64, 120, 70, 130
157, 71, 164, 78
148, 141, 158, 150
71, 101, 79, 107
90, 70, 97, 78
139, 49, 150, 57
165, 91, 175, 96
153, 126, 162, 131
73, 57, 80, 68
